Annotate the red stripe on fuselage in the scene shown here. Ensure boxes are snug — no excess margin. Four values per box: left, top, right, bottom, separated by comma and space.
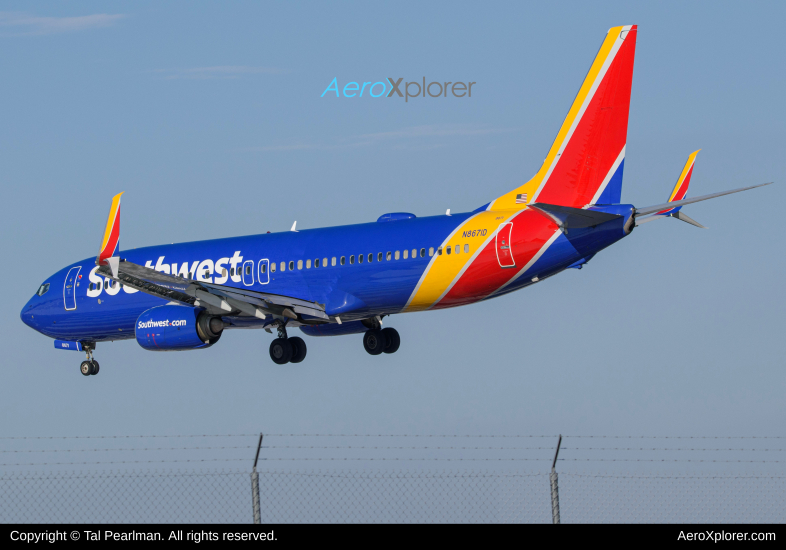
535, 29, 636, 208
434, 211, 558, 309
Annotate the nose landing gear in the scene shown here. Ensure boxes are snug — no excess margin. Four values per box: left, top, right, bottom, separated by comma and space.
80, 345, 100, 376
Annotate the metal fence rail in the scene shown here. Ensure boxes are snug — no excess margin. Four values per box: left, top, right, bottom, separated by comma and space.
1, 470, 784, 524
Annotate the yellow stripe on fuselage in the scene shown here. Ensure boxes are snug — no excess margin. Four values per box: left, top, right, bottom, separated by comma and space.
404, 210, 520, 312
488, 26, 625, 212
99, 192, 124, 254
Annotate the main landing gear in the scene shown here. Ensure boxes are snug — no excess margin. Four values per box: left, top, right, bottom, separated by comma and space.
80, 345, 100, 376
269, 325, 307, 365
363, 327, 400, 356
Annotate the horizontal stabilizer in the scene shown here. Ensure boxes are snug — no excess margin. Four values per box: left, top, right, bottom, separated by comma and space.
635, 210, 707, 228
528, 203, 622, 234
672, 211, 706, 229
635, 182, 772, 217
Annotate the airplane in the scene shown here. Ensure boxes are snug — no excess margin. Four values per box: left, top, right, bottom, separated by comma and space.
20, 25, 772, 376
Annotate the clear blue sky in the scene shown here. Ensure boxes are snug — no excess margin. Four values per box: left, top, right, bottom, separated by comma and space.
1, 1, 784, 469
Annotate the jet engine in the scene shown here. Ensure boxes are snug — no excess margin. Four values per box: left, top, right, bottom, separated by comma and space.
135, 305, 223, 351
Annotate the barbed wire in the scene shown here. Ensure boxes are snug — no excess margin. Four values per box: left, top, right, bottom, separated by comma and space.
565, 436, 786, 439
2, 434, 784, 440
0, 445, 557, 453
0, 446, 257, 453
2, 469, 784, 480
558, 458, 784, 463
0, 434, 260, 440
562, 447, 786, 452
4, 456, 784, 467
0, 458, 555, 466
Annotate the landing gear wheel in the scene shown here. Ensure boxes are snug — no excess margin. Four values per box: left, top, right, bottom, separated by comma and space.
269, 338, 293, 365
289, 337, 307, 363
363, 329, 387, 356
90, 360, 100, 375
381, 328, 400, 354
80, 361, 92, 376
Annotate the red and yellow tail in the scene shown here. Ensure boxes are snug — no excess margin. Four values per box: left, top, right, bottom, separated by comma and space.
489, 25, 637, 211
658, 150, 700, 215
97, 192, 123, 265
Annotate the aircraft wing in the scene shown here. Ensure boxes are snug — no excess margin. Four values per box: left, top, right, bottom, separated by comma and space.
96, 260, 328, 321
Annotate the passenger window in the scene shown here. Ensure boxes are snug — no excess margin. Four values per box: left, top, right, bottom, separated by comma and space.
331, 257, 336, 266
446, 246, 451, 255
223, 269, 228, 277
271, 263, 276, 273
464, 244, 469, 253
428, 247, 434, 257
280, 262, 286, 272
455, 245, 460, 254
350, 255, 355, 264
403, 250, 408, 259
412, 249, 417, 258
438, 247, 443, 255
340, 256, 346, 265
289, 261, 295, 271
315, 258, 320, 268
358, 254, 364, 264
297, 260, 303, 270
261, 264, 267, 274
378, 252, 383, 262
306, 259, 311, 269
421, 248, 426, 258
395, 251, 400, 260
368, 253, 374, 263
245, 265, 251, 275
323, 257, 328, 267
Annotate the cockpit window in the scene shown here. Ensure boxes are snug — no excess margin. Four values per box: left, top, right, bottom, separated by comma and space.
36, 283, 50, 296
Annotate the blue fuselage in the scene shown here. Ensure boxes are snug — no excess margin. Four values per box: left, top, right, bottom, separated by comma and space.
21, 207, 632, 344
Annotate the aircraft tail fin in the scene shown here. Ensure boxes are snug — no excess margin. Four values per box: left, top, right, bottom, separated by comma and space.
658, 150, 700, 216
96, 192, 123, 276
488, 25, 637, 211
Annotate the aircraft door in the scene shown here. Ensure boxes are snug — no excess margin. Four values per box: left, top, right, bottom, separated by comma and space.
242, 260, 255, 286
495, 223, 516, 268
258, 259, 270, 285
63, 266, 82, 310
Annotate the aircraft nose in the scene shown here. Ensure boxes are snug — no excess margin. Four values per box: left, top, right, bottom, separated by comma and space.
20, 299, 37, 329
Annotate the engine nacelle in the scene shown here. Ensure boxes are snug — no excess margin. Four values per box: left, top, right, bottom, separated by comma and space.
135, 305, 223, 351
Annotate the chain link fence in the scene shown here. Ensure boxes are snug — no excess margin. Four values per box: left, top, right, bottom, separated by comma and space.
1, 470, 784, 523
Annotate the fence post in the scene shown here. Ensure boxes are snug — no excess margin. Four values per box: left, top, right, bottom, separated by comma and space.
251, 433, 263, 524
550, 434, 562, 524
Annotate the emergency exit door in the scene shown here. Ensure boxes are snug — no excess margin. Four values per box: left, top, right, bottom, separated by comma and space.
495, 223, 516, 268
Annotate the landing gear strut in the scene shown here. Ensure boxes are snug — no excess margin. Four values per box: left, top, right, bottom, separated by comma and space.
80, 345, 100, 376
268, 324, 308, 365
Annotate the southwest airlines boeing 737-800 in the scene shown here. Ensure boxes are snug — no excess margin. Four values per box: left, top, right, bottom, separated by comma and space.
20, 26, 772, 376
